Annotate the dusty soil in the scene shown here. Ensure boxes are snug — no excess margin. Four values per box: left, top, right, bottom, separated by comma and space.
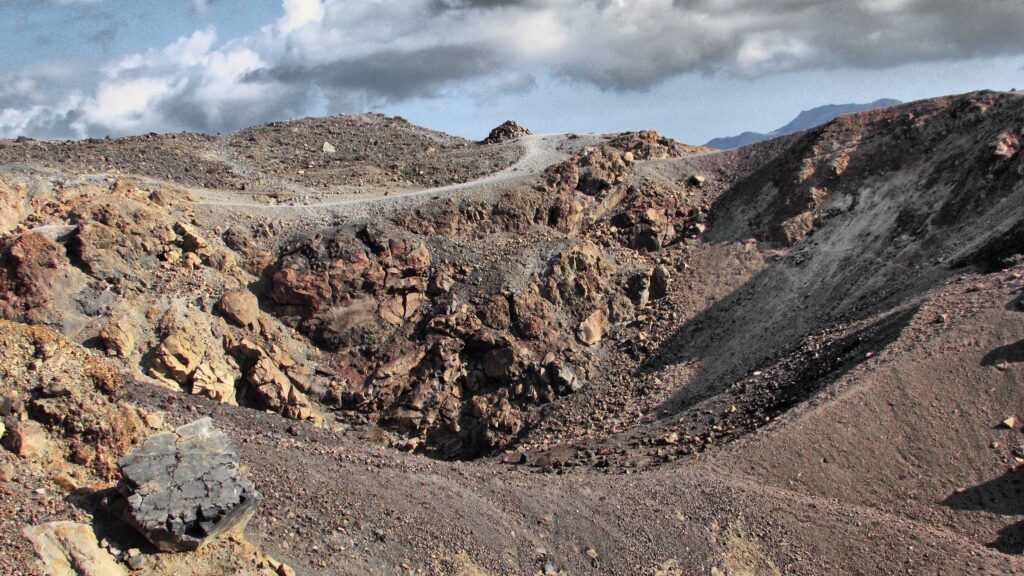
1, 93, 1023, 575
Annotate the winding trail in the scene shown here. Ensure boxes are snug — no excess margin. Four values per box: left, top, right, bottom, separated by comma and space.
191, 132, 607, 214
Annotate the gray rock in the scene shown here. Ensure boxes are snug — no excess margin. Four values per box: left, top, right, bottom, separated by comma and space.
650, 265, 670, 300
113, 418, 260, 552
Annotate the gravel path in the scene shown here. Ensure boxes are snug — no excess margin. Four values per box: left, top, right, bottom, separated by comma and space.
190, 133, 605, 217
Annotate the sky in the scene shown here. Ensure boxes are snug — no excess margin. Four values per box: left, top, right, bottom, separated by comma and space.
1, 0, 1022, 145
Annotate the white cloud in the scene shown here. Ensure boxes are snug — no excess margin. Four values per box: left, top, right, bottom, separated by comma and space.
4, 0, 1024, 138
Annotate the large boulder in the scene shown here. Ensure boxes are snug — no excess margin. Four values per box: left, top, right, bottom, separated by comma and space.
113, 418, 261, 552
217, 289, 260, 329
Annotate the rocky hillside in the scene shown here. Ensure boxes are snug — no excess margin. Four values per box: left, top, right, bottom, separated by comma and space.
0, 93, 1023, 575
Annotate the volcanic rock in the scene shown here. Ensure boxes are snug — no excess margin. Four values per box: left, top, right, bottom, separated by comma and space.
483, 120, 532, 144
217, 289, 261, 329
577, 309, 608, 346
148, 330, 204, 388
246, 355, 322, 423
5, 420, 50, 458
99, 316, 135, 357
23, 521, 127, 576
114, 418, 260, 552
192, 353, 241, 405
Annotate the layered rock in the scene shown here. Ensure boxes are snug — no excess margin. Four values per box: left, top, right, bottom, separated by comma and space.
114, 418, 260, 552
23, 522, 127, 576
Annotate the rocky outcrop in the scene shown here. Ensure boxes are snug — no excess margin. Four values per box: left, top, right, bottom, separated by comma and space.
537, 132, 708, 236
148, 330, 204, 389
0, 232, 90, 329
0, 320, 149, 478
23, 522, 127, 576
245, 354, 321, 423
0, 179, 26, 235
482, 120, 532, 144
114, 418, 261, 552
192, 353, 241, 406
269, 223, 432, 351
99, 315, 136, 357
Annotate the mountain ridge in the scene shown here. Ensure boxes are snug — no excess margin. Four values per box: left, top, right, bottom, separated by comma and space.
705, 98, 901, 149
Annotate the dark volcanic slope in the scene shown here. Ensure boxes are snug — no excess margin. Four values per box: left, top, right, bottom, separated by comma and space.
0, 92, 1023, 575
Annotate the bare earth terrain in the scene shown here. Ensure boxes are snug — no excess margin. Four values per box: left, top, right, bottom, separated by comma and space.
0, 92, 1023, 575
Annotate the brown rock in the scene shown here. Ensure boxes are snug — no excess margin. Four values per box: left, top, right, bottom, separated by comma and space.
247, 356, 322, 424
144, 412, 165, 429
379, 295, 405, 325
6, 420, 50, 458
23, 522, 128, 576
174, 222, 207, 253
478, 295, 511, 330
218, 289, 261, 329
651, 265, 671, 300
482, 347, 517, 380
577, 309, 608, 346
99, 316, 135, 357
148, 330, 204, 387
192, 354, 241, 405
0, 181, 26, 235
512, 289, 556, 340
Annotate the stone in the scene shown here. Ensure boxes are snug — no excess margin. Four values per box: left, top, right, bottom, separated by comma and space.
473, 297, 508, 331
183, 252, 203, 269
322, 141, 336, 154
247, 356, 322, 423
99, 316, 135, 357
23, 521, 128, 576
689, 173, 706, 186
552, 364, 584, 393
192, 354, 241, 405
428, 272, 455, 295
174, 223, 207, 253
577, 309, 608, 346
149, 330, 204, 387
1000, 416, 1019, 429
482, 347, 517, 380
0, 458, 14, 482
218, 289, 261, 329
607, 293, 636, 324
143, 412, 165, 429
379, 294, 406, 325
659, 431, 680, 445
629, 272, 652, 308
6, 420, 50, 458
651, 265, 670, 300
114, 418, 261, 552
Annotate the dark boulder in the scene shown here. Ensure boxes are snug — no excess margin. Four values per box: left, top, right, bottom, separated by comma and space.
112, 418, 260, 552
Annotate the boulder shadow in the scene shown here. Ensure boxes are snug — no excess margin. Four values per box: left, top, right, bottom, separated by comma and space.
944, 467, 1024, 553
981, 339, 1024, 367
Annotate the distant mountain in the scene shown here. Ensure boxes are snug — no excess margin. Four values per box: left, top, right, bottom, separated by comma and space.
705, 98, 901, 149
